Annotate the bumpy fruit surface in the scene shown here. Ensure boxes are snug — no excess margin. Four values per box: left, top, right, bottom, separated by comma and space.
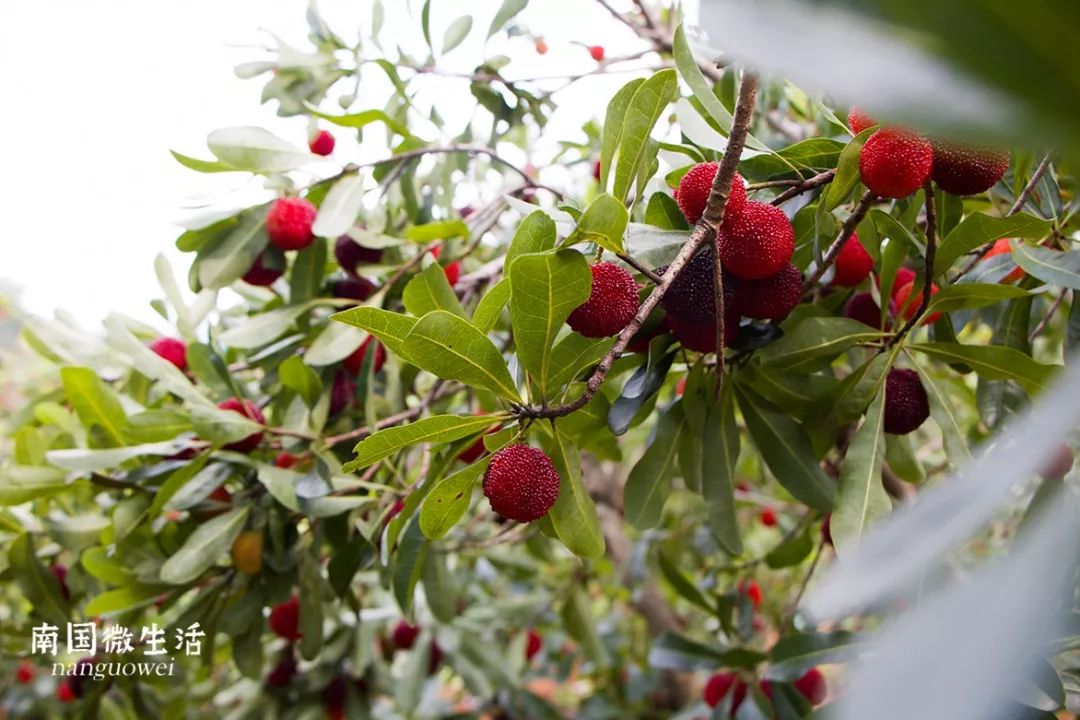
525, 629, 543, 662
482, 444, 560, 523
391, 620, 420, 650
627, 316, 670, 353
848, 107, 877, 135
567, 262, 639, 338
149, 337, 187, 371
794, 668, 828, 705
266, 197, 317, 251
885, 266, 917, 300
717, 201, 795, 279
931, 140, 1009, 196
242, 251, 285, 286
737, 263, 802, 320
660, 250, 730, 326
832, 233, 874, 287
667, 312, 738, 353
704, 672, 746, 712
217, 398, 265, 452
269, 596, 302, 640
859, 128, 934, 198
335, 235, 383, 274
231, 531, 264, 575
982, 238, 1025, 283
893, 280, 941, 325
308, 129, 335, 156
332, 276, 377, 302
588, 45, 605, 61
843, 292, 889, 330
884, 368, 930, 435
675, 163, 747, 225
344, 336, 386, 375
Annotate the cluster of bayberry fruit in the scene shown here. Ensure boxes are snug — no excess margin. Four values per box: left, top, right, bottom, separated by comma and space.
704, 666, 827, 715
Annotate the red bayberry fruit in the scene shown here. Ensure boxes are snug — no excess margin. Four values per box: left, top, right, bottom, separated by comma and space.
331, 276, 377, 302
535, 38, 549, 55
335, 235, 383, 274
736, 263, 802, 320
242, 251, 285, 286
794, 667, 828, 705
444, 261, 461, 286
675, 377, 687, 397
266, 197, 317, 251
525, 629, 543, 662
667, 313, 738, 354
884, 368, 930, 435
217, 398, 265, 453
718, 201, 796, 280
458, 421, 498, 464
16, 660, 34, 684
982, 238, 1025, 283
50, 564, 70, 602
704, 672, 746, 712
882, 266, 917, 300
822, 513, 833, 546
344, 336, 386, 375
57, 680, 76, 703
482, 445, 561, 523
931, 140, 1010, 196
308, 129, 335, 156
740, 580, 763, 608
848, 107, 877, 135
759, 508, 778, 527
859, 128, 934, 199
844, 292, 889, 330
265, 651, 297, 688
592, 159, 602, 182
274, 452, 299, 469
427, 640, 444, 675
269, 596, 302, 640
149, 337, 187, 371
329, 371, 356, 416
893, 280, 941, 325
675, 163, 747, 226
588, 45, 605, 62
391, 620, 420, 650
832, 233, 874, 287
567, 262, 640, 338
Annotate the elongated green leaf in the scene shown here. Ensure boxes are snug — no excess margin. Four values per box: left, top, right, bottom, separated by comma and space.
914, 364, 973, 465
823, 128, 875, 210
0, 463, 70, 504
159, 506, 250, 584
600, 78, 644, 191
925, 283, 1029, 314
442, 15, 473, 54
833, 391, 890, 556
935, 213, 1052, 274
305, 321, 366, 367
330, 306, 417, 358
306, 106, 410, 137
765, 631, 862, 680
280, 356, 322, 407
393, 518, 428, 616
909, 342, 1056, 395
562, 587, 609, 667
403, 261, 467, 318
757, 317, 881, 372
487, 0, 527, 38
81, 547, 134, 585
506, 210, 557, 268
61, 367, 128, 446
219, 306, 307, 349
702, 386, 743, 555
613, 69, 678, 202
406, 220, 469, 243
624, 404, 685, 529
289, 235, 327, 304
741, 138, 845, 178
207, 126, 311, 172
404, 311, 520, 400
1012, 242, 1080, 290
735, 384, 835, 512
46, 442, 178, 473
546, 334, 612, 391
312, 174, 366, 238
170, 150, 235, 173
197, 209, 267, 289
103, 316, 206, 406
84, 584, 167, 617
509, 251, 592, 395
563, 194, 629, 255
645, 192, 689, 230
189, 404, 262, 444
545, 428, 605, 559
420, 463, 484, 539
472, 277, 510, 334
345, 414, 506, 472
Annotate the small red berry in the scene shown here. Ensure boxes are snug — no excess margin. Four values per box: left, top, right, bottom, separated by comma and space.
893, 280, 941, 325
794, 667, 828, 705
859, 128, 934, 199
308, 129, 335, 156
269, 596, 302, 640
535, 38, 549, 55
444, 261, 461, 286
717, 201, 796, 280
675, 163, 747, 226
242, 251, 285, 286
567, 262, 640, 338
884, 368, 930, 435
740, 580, 763, 608
626, 317, 670, 353
335, 235, 383, 274
884, 266, 917, 300
57, 680, 76, 703
525, 629, 543, 662
149, 337, 188, 371
216, 398, 265, 453
16, 660, 34, 684
427, 640, 444, 675
704, 672, 746, 711
736, 263, 802, 320
931, 140, 1010, 196
848, 107, 877, 135
266, 197, 317, 251
391, 620, 420, 650
588, 45, 605, 62
982, 238, 1025, 283
759, 508, 778, 527
482, 444, 561, 523
344, 336, 386, 375
274, 452, 299, 469
675, 377, 687, 397
832, 233, 874, 287
667, 313, 738, 354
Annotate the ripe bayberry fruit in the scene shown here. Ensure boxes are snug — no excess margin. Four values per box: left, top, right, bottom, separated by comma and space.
274, 452, 299, 469
884, 368, 930, 435
269, 596, 301, 640
57, 680, 76, 703
794, 667, 828, 705
525, 629, 543, 662
266, 197, 317, 251
588, 45, 605, 62
717, 201, 796, 280
675, 163, 747, 226
217, 398, 265, 453
329, 371, 356, 416
482, 444, 561, 523
930, 140, 1009, 196
883, 266, 917, 300
335, 235, 383, 274
667, 312, 738, 354
759, 508, 778, 527
535, 38, 549, 55
443, 261, 461, 286
323, 676, 347, 719
265, 652, 297, 688
242, 251, 285, 286
736, 263, 802, 321
458, 421, 497, 464
16, 660, 34, 684
740, 580, 763, 608
231, 531, 263, 575
344, 337, 386, 375
391, 620, 420, 650
981, 238, 1024, 283
308, 129, 335, 156
567, 262, 639, 338
149, 337, 187, 371
592, 159, 601, 182
626, 316, 670, 353
427, 640, 444, 675
893, 280, 941, 325
848, 107, 877, 135
331, 276, 377, 302
844, 292, 889, 330
859, 128, 934, 198
704, 672, 746, 712
832, 233, 874, 287
659, 250, 731, 326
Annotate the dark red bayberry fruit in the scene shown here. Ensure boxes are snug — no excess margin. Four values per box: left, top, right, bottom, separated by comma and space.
717, 201, 795, 280
794, 667, 828, 705
704, 672, 746, 712
57, 680, 76, 703
525, 629, 543, 662
269, 596, 302, 641
391, 620, 420, 650
675, 163, 747, 226
844, 292, 889, 330
736, 263, 802, 321
149, 337, 187, 371
884, 368, 930, 435
274, 452, 299, 469
659, 250, 736, 327
427, 640, 444, 675
50, 564, 70, 602
667, 312, 738, 354
332, 276, 377, 302
217, 398, 265, 453
265, 652, 297, 688
266, 197, 317, 251
567, 262, 639, 338
308, 129, 335, 156
329, 371, 356, 416
482, 444, 560, 523
931, 140, 1010, 196
627, 316, 670, 353
822, 513, 833, 546
242, 251, 285, 286
16, 660, 34, 684
759, 508, 778, 527
859, 128, 934, 199
832, 233, 874, 287
344, 337, 386, 375
335, 235, 383, 274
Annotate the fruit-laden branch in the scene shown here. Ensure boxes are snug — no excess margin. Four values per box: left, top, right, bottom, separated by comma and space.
769, 169, 837, 206
802, 190, 877, 290
514, 72, 761, 420
889, 181, 938, 346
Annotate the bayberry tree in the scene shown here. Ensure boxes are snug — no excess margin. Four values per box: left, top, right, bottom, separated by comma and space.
3, 1, 1080, 718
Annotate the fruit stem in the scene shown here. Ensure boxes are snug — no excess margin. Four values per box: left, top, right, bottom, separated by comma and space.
889, 181, 938, 347
802, 190, 876, 290
769, 169, 837, 206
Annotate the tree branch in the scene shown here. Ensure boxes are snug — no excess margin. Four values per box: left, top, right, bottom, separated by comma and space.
803, 190, 876, 289
769, 169, 837, 206
889, 181, 938, 346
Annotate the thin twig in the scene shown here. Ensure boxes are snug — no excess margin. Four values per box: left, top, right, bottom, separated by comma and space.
889, 181, 938, 346
617, 253, 663, 284
769, 169, 837, 206
803, 190, 876, 289
322, 381, 459, 448
1029, 288, 1069, 342
788, 540, 825, 623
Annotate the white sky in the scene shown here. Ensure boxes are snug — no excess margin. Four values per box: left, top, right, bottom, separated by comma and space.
0, 0, 682, 331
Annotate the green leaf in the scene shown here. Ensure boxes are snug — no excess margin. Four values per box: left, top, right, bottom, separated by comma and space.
658, 550, 715, 612
757, 317, 881, 372
312, 174, 366, 238
914, 364, 973, 466
330, 306, 417, 359
206, 126, 311, 173
61, 367, 128, 446
197, 208, 267, 290
84, 584, 166, 617
405, 219, 469, 243
404, 311, 520, 400
509, 251, 593, 395
159, 506, 250, 584
765, 530, 814, 569
624, 403, 686, 529
765, 631, 862, 681
935, 214, 1052, 275
909, 342, 1056, 395
189, 404, 262, 444
600, 78, 645, 192
419, 463, 484, 540
487, 0, 527, 38
403, 261, 467, 318
823, 128, 875, 210
741, 138, 846, 178
546, 334, 612, 391
561, 587, 609, 667
1012, 242, 1080, 290
563, 194, 629, 255
702, 385, 743, 555
46, 442, 178, 473
506, 210, 557, 268
288, 240, 327, 305
925, 283, 1030, 314
298, 550, 324, 660
735, 384, 835, 512
81, 547, 135, 585
218, 306, 307, 349
345, 414, 506, 473
306, 106, 410, 137
545, 428, 605, 559
9, 535, 68, 624
442, 15, 473, 54
280, 356, 323, 408
613, 69, 678, 202
833, 390, 890, 556
472, 277, 511, 334
645, 192, 689, 230
170, 150, 235, 173
393, 518, 428, 616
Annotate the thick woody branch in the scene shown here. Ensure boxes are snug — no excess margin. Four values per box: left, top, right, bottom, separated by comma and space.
803, 190, 876, 290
